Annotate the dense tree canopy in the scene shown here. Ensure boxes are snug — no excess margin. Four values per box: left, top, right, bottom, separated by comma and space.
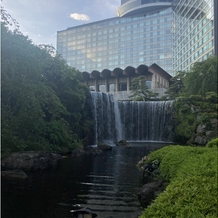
183, 56, 218, 96
1, 9, 91, 156
168, 56, 218, 99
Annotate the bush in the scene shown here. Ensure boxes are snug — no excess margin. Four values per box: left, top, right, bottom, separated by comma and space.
206, 92, 218, 103
206, 138, 218, 148
139, 144, 217, 217
189, 95, 203, 101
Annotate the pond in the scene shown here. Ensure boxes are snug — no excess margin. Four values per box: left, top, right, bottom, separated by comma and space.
2, 143, 167, 218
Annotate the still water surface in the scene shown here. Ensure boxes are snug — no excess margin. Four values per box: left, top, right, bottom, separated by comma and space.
2, 143, 166, 218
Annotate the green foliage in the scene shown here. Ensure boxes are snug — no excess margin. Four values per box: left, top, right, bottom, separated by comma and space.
188, 95, 203, 101
206, 138, 218, 148
166, 71, 186, 99
173, 100, 197, 142
1, 11, 92, 156
168, 57, 217, 100
140, 145, 218, 218
183, 56, 218, 97
129, 76, 158, 101
205, 92, 218, 103
173, 94, 217, 144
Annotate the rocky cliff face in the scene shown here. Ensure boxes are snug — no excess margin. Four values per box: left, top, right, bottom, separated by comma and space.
194, 119, 217, 144
174, 97, 217, 145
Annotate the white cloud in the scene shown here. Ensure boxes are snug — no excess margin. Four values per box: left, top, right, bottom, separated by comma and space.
70, 13, 90, 21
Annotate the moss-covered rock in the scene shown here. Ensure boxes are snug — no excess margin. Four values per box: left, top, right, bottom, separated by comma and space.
174, 95, 217, 145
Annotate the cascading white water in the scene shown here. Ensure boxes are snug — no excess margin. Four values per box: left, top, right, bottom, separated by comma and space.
118, 101, 174, 142
114, 99, 123, 141
90, 92, 119, 145
90, 92, 174, 144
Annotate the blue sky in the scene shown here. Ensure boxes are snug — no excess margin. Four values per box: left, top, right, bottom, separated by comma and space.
2, 0, 120, 48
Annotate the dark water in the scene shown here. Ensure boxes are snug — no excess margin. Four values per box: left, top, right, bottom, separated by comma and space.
2, 143, 167, 218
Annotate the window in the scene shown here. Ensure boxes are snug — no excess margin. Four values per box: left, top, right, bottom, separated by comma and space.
146, 81, 152, 89
108, 84, 116, 92
119, 83, 127, 91
99, 85, 105, 92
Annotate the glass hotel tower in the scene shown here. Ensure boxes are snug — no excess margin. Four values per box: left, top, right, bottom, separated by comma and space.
57, 0, 173, 75
172, 0, 216, 73
57, 0, 217, 76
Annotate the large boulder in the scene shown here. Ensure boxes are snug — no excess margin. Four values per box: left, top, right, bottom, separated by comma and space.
138, 181, 163, 208
194, 136, 207, 145
116, 140, 131, 147
71, 148, 86, 157
1, 151, 62, 171
1, 169, 28, 179
71, 147, 103, 157
98, 144, 112, 151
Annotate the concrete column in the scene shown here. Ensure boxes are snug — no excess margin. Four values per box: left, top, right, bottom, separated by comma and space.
152, 74, 156, 89
116, 77, 119, 92
105, 79, 108, 92
127, 77, 130, 91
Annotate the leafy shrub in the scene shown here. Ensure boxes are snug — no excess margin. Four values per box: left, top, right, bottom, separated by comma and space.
140, 176, 217, 218
206, 92, 218, 103
189, 95, 203, 101
139, 145, 217, 217
206, 138, 218, 148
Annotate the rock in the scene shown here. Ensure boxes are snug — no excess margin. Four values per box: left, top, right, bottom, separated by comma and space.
143, 168, 159, 183
206, 131, 217, 139
98, 144, 112, 151
71, 148, 86, 157
1, 170, 28, 179
196, 124, 207, 133
194, 136, 207, 145
210, 118, 218, 128
138, 181, 163, 208
1, 151, 62, 171
71, 147, 104, 157
84, 147, 102, 155
116, 140, 131, 147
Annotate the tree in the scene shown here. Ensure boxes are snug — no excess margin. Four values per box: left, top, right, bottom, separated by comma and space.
129, 76, 158, 101
165, 71, 186, 99
166, 56, 218, 99
1, 9, 91, 156
183, 56, 218, 96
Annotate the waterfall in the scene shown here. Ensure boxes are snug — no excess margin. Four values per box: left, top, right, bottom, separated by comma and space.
91, 92, 121, 145
118, 101, 174, 142
90, 92, 174, 144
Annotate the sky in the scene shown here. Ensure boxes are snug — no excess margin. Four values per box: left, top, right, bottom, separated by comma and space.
2, 0, 120, 48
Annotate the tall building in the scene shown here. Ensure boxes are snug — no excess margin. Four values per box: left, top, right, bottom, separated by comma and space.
57, 0, 173, 75
57, 0, 217, 76
172, 0, 217, 73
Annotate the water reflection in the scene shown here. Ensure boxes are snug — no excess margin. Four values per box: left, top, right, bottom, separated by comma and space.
2, 142, 167, 218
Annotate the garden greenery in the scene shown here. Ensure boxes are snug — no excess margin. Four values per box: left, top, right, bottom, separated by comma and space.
139, 143, 217, 217
1, 8, 92, 156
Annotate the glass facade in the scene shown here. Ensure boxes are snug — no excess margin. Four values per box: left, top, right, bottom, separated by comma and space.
116, 0, 172, 17
172, 0, 215, 74
57, 7, 173, 75
57, 0, 216, 76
